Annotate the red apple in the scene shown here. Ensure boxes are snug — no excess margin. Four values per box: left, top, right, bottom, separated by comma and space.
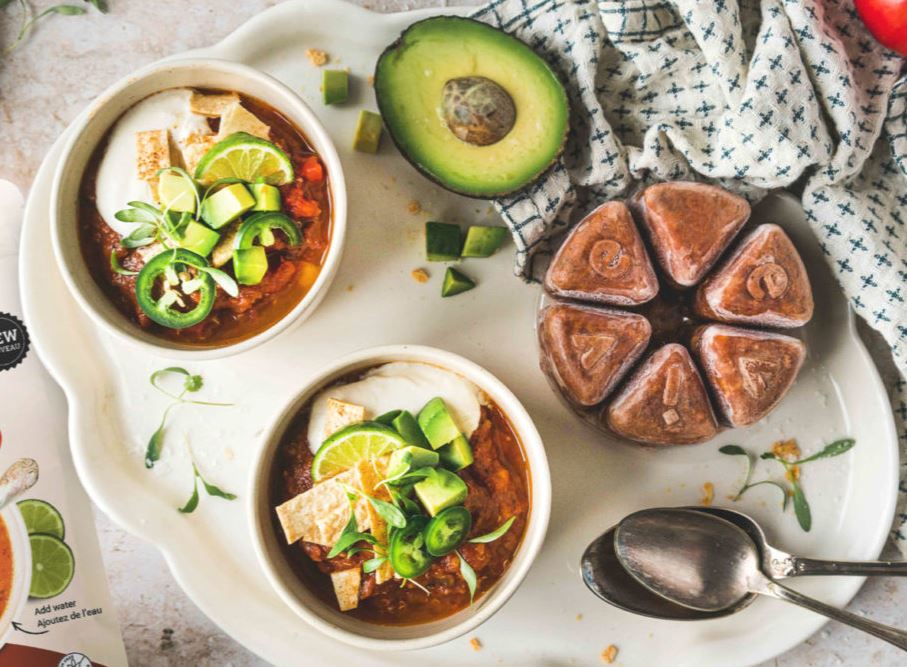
854, 0, 907, 56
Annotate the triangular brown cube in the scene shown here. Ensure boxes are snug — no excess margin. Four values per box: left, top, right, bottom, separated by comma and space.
604, 344, 719, 445
692, 324, 806, 427
545, 201, 659, 306
539, 302, 651, 407
636, 182, 750, 287
694, 224, 814, 328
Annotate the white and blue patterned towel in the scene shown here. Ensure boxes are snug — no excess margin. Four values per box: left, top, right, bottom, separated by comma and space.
471, 0, 907, 550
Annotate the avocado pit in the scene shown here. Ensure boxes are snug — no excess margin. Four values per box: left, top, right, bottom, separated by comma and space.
441, 76, 516, 146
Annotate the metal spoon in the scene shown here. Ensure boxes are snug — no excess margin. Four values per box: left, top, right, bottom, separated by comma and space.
614, 508, 907, 651
581, 505, 907, 620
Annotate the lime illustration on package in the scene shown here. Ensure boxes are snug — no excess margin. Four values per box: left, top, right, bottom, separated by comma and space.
0, 182, 126, 667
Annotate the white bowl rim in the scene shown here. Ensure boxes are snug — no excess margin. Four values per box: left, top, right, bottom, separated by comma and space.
49, 56, 347, 361
247, 344, 552, 651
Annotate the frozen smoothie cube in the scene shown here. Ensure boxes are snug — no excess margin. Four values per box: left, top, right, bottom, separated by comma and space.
694, 224, 814, 328
692, 324, 806, 427
538, 302, 651, 407
636, 182, 750, 287
545, 201, 658, 306
604, 344, 719, 445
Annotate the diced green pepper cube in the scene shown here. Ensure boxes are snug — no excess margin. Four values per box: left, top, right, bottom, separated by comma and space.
322, 69, 350, 105
425, 222, 462, 261
353, 110, 383, 153
441, 267, 476, 297
461, 225, 508, 258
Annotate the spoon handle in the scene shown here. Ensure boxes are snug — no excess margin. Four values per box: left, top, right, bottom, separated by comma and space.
764, 580, 907, 651
787, 557, 907, 577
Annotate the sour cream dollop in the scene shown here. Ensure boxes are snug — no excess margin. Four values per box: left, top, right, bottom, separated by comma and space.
95, 88, 212, 237
307, 362, 485, 454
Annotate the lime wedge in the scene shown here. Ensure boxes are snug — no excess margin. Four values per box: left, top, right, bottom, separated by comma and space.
29, 533, 75, 599
312, 422, 407, 482
17, 499, 65, 540
194, 132, 294, 186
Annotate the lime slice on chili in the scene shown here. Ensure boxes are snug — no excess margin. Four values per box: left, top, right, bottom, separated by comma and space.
28, 533, 75, 599
311, 422, 407, 482
194, 132, 294, 186
17, 499, 65, 540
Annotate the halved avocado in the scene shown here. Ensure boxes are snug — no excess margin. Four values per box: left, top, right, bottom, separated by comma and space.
375, 16, 569, 199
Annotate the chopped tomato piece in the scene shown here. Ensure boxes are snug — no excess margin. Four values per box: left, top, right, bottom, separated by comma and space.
302, 156, 324, 182
285, 187, 322, 219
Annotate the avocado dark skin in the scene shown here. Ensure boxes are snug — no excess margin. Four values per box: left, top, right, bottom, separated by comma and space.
374, 16, 570, 200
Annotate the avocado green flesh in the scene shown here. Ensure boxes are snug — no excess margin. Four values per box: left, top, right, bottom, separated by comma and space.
376, 17, 569, 197
439, 434, 474, 471
414, 469, 468, 516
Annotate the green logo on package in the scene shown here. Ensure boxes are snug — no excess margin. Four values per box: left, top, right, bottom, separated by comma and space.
0, 313, 28, 372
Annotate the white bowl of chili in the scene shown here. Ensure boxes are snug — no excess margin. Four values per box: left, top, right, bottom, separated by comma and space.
50, 58, 346, 359
249, 344, 551, 651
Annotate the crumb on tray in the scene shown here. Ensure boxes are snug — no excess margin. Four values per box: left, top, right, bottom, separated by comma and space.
407, 200, 422, 214
771, 438, 801, 462
411, 268, 430, 284
470, 637, 482, 651
701, 481, 714, 506
601, 644, 619, 664
306, 48, 329, 66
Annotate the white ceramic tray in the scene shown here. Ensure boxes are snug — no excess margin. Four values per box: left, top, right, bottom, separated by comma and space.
19, 1, 899, 665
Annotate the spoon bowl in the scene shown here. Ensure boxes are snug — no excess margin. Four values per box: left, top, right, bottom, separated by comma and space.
580, 506, 763, 620
614, 508, 761, 612
611, 507, 907, 652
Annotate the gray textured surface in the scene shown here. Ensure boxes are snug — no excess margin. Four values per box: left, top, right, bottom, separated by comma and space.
2, 1, 904, 665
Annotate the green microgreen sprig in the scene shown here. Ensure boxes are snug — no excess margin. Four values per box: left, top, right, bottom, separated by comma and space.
720, 438, 855, 532
2, 0, 105, 57
145, 367, 232, 469
109, 249, 138, 276
178, 457, 237, 514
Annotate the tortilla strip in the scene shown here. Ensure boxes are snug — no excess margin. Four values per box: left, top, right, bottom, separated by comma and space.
330, 569, 361, 611
210, 223, 239, 267
217, 102, 271, 141
180, 132, 217, 175
355, 457, 395, 584
324, 398, 367, 439
275, 464, 371, 547
189, 91, 240, 116
135, 129, 171, 198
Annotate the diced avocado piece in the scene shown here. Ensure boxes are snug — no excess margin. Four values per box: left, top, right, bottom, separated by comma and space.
461, 226, 508, 258
425, 222, 461, 261
159, 172, 198, 213
322, 69, 350, 105
177, 220, 220, 257
392, 410, 432, 449
375, 410, 402, 426
353, 110, 383, 153
201, 183, 255, 229
387, 446, 440, 478
233, 246, 268, 285
374, 17, 569, 198
438, 434, 474, 471
414, 468, 468, 516
441, 267, 476, 297
417, 397, 461, 450
250, 183, 281, 212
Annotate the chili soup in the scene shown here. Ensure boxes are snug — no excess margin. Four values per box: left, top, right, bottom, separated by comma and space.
270, 361, 531, 625
77, 87, 332, 347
